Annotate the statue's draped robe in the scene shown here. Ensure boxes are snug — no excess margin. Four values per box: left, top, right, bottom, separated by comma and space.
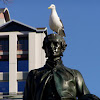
23, 60, 90, 100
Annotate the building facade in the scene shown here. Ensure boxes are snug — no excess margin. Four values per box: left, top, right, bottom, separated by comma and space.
0, 8, 47, 94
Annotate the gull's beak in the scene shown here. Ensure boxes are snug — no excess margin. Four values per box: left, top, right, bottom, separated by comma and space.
48, 7, 51, 9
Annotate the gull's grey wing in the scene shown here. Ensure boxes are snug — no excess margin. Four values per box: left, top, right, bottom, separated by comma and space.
59, 18, 64, 29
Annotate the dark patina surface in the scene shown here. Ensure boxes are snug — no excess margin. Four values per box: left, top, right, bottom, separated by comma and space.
23, 34, 99, 100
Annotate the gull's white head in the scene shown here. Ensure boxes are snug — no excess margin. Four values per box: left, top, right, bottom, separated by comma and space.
48, 4, 56, 9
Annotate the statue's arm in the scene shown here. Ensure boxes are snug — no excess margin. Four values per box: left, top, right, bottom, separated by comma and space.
74, 70, 90, 97
23, 70, 34, 100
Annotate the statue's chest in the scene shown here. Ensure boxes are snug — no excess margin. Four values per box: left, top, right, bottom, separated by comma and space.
53, 68, 77, 98
34, 68, 77, 98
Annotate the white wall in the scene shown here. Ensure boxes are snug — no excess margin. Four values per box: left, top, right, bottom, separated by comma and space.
0, 31, 46, 93
29, 32, 46, 71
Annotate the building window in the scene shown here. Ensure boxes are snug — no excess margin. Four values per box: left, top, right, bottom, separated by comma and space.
0, 38, 9, 52
0, 61, 9, 72
18, 81, 26, 92
0, 82, 9, 92
17, 60, 28, 71
17, 36, 28, 51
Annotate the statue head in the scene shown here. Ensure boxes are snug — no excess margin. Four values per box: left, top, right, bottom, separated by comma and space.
42, 34, 67, 59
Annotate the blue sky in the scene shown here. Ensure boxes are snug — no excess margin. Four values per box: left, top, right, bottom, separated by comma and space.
1, 0, 100, 97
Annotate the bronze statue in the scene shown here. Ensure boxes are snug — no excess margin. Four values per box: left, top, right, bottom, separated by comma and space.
23, 34, 99, 100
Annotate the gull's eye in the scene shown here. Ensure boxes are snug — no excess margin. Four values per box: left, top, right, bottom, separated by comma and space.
51, 5, 55, 8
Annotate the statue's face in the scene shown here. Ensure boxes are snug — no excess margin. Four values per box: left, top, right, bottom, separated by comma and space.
45, 39, 62, 58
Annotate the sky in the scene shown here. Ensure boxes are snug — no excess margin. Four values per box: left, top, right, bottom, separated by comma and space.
0, 0, 100, 97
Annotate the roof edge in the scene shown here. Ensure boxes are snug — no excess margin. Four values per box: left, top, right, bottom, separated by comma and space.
0, 19, 48, 34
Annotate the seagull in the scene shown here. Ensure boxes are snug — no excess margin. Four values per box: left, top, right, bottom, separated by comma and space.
48, 4, 66, 37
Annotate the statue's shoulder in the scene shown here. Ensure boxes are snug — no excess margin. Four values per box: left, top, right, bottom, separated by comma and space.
28, 66, 47, 76
63, 66, 82, 78
73, 69, 83, 78
73, 69, 81, 75
62, 66, 76, 76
